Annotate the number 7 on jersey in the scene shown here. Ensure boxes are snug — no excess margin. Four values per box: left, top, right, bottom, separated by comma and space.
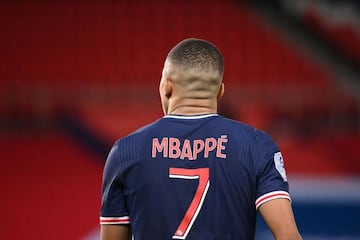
169, 167, 210, 239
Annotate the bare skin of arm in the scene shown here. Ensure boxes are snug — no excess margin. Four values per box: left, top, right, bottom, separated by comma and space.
100, 225, 131, 240
258, 198, 302, 240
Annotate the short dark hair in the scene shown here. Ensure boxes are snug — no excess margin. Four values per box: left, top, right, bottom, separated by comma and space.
167, 38, 224, 75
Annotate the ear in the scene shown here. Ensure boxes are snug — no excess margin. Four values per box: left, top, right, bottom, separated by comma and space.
217, 83, 225, 100
164, 77, 173, 98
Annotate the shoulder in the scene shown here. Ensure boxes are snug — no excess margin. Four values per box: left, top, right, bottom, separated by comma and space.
218, 116, 280, 162
112, 118, 164, 149
105, 119, 164, 170
219, 116, 272, 140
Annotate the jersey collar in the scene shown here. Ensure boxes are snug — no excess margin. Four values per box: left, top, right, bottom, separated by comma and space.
163, 113, 218, 120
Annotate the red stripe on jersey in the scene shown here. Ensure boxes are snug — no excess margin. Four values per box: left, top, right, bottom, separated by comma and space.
100, 216, 130, 225
255, 191, 290, 209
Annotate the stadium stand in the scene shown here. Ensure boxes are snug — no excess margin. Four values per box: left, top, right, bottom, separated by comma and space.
1, 0, 359, 239
0, 0, 335, 87
278, 0, 360, 66
0, 133, 103, 240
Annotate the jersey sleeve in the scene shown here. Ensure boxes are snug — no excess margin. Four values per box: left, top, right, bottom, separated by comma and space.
254, 130, 291, 210
100, 142, 130, 225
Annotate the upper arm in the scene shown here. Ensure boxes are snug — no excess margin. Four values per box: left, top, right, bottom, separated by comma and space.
100, 143, 130, 224
254, 131, 301, 239
254, 131, 290, 209
101, 225, 131, 240
258, 198, 302, 240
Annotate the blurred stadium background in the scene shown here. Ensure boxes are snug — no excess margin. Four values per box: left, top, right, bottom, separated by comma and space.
1, 0, 359, 239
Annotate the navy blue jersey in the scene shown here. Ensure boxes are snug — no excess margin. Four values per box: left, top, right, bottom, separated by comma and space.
100, 114, 290, 239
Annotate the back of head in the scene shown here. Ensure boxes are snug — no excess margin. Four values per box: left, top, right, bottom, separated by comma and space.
167, 38, 224, 77
164, 38, 224, 98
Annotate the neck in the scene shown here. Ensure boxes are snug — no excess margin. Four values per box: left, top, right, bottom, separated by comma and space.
166, 97, 218, 116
